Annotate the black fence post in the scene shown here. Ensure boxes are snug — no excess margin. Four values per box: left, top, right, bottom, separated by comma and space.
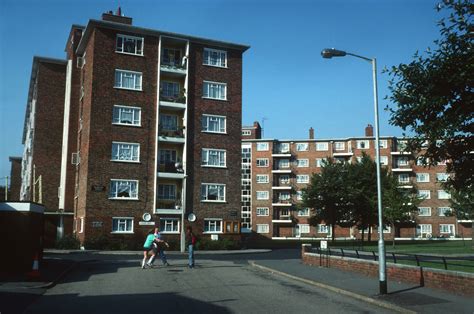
372, 251, 377, 261
442, 257, 448, 270
340, 248, 344, 257
392, 253, 397, 264
355, 250, 360, 259
415, 254, 420, 266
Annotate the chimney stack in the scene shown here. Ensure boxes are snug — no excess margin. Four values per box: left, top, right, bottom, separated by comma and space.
102, 7, 133, 25
309, 127, 314, 139
253, 121, 262, 139
365, 124, 374, 137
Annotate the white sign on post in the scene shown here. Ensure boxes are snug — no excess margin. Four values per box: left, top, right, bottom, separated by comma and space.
320, 240, 328, 250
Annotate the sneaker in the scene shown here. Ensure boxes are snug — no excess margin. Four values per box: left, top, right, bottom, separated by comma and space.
146, 263, 153, 268
164, 262, 170, 266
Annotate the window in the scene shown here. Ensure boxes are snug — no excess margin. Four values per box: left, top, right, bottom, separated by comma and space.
398, 173, 410, 184
278, 159, 290, 168
296, 143, 309, 151
418, 207, 431, 216
202, 149, 226, 167
334, 142, 345, 151
256, 207, 269, 216
437, 190, 451, 199
202, 115, 226, 133
416, 173, 430, 183
418, 190, 431, 200
201, 184, 225, 202
383, 226, 392, 234
297, 159, 309, 167
204, 219, 223, 233
296, 175, 309, 184
356, 140, 370, 149
109, 179, 138, 199
380, 156, 388, 166
160, 218, 179, 233
203, 48, 227, 67
257, 224, 269, 234
397, 157, 409, 166
256, 175, 269, 184
160, 81, 180, 99
256, 142, 269, 151
277, 143, 290, 153
379, 140, 388, 149
439, 224, 455, 235
159, 149, 177, 165
397, 140, 409, 151
318, 224, 330, 233
242, 130, 251, 136
278, 192, 291, 201
111, 142, 140, 162
203, 81, 227, 100
158, 184, 176, 200
416, 157, 428, 166
112, 217, 134, 233
116, 34, 143, 55
114, 69, 142, 90
436, 173, 449, 182
256, 191, 269, 200
162, 48, 182, 66
256, 158, 269, 167
296, 191, 303, 200
299, 224, 310, 234
316, 158, 327, 167
113, 105, 141, 126
316, 142, 328, 151
438, 207, 452, 216
298, 208, 310, 216
279, 175, 290, 184
416, 224, 432, 236
437, 160, 447, 166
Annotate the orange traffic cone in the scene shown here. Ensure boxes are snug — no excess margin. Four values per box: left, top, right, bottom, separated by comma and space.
27, 253, 41, 280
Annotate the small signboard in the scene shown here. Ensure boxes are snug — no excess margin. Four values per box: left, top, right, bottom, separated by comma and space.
91, 185, 105, 192
320, 240, 328, 250
139, 221, 155, 226
92, 221, 103, 228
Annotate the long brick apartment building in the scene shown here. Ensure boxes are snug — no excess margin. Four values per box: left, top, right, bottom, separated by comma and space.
241, 122, 472, 242
15, 9, 249, 250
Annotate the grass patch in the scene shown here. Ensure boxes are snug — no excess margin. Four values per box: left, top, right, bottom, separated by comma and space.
391, 259, 474, 273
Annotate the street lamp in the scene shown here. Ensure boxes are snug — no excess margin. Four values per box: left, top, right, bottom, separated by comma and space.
321, 48, 387, 295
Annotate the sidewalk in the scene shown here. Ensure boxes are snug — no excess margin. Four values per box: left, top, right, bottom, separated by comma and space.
251, 258, 474, 314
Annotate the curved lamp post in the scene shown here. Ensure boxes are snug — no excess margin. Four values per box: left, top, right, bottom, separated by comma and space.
321, 48, 387, 295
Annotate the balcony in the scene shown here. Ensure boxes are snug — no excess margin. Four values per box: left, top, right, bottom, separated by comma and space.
272, 150, 292, 158
272, 184, 292, 190
157, 162, 185, 179
333, 147, 353, 157
271, 166, 292, 174
158, 128, 185, 144
272, 198, 293, 206
160, 61, 186, 76
392, 167, 413, 172
159, 94, 186, 105
155, 200, 183, 214
272, 210, 292, 223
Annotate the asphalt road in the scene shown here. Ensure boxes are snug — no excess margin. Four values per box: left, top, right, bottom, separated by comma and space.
21, 251, 397, 314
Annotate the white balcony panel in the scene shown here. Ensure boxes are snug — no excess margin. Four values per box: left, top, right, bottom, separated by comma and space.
392, 168, 413, 172
157, 172, 185, 179
158, 136, 185, 144
155, 208, 183, 215
159, 101, 186, 110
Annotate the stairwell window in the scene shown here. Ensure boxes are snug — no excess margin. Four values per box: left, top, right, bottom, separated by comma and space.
114, 69, 142, 91
109, 180, 138, 199
112, 217, 134, 233
203, 48, 227, 68
111, 142, 140, 162
116, 34, 144, 56
113, 105, 141, 126
201, 183, 225, 202
203, 81, 227, 100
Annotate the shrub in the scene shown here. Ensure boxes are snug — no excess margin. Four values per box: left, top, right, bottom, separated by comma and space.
55, 235, 80, 250
196, 237, 240, 250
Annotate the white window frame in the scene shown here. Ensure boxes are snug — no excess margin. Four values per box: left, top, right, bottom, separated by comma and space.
439, 224, 455, 235
379, 139, 388, 149
109, 179, 139, 200
160, 218, 179, 234
398, 173, 410, 184
256, 191, 269, 200
437, 190, 451, 200
334, 142, 345, 151
298, 224, 310, 234
416, 173, 430, 183
256, 207, 269, 216
256, 142, 269, 151
297, 159, 309, 167
397, 157, 409, 166
296, 143, 309, 151
114, 69, 142, 91
112, 217, 134, 234
202, 148, 226, 167
417, 224, 432, 236
256, 224, 269, 234
380, 156, 388, 166
256, 174, 269, 184
201, 183, 226, 202
438, 207, 452, 216
296, 175, 309, 184
316, 158, 327, 167
418, 190, 431, 200
204, 219, 223, 233
202, 114, 226, 133
256, 158, 269, 167
436, 173, 449, 182
203, 48, 227, 68
112, 105, 141, 126
278, 192, 291, 201
418, 207, 431, 216
296, 191, 303, 200
111, 142, 140, 163
116, 34, 144, 56
157, 184, 176, 200
278, 159, 290, 168
318, 224, 330, 234
279, 175, 290, 184
356, 140, 370, 149
203, 80, 227, 100
316, 142, 328, 151
297, 208, 310, 217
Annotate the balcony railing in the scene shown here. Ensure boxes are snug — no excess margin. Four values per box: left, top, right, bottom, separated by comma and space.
160, 94, 186, 104
158, 128, 185, 138
160, 61, 186, 71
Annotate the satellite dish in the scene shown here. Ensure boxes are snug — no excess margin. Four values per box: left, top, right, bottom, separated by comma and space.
142, 213, 152, 222
188, 213, 196, 222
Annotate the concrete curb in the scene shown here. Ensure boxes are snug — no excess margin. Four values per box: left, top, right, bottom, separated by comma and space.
249, 261, 415, 314
45, 249, 272, 255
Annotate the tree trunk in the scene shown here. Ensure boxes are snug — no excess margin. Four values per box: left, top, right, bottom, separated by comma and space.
368, 225, 372, 242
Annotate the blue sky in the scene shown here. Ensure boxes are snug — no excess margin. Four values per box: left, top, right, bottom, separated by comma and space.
0, 0, 446, 181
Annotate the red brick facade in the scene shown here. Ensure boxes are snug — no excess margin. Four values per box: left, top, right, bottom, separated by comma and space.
8, 157, 22, 201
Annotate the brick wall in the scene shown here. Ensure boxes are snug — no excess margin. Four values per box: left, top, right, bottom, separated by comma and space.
9, 158, 22, 201
301, 245, 474, 297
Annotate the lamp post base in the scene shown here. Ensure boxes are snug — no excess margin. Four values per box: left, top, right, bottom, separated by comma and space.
379, 280, 387, 295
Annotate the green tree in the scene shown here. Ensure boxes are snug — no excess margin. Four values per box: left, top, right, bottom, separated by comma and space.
385, 0, 473, 194
302, 159, 352, 242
